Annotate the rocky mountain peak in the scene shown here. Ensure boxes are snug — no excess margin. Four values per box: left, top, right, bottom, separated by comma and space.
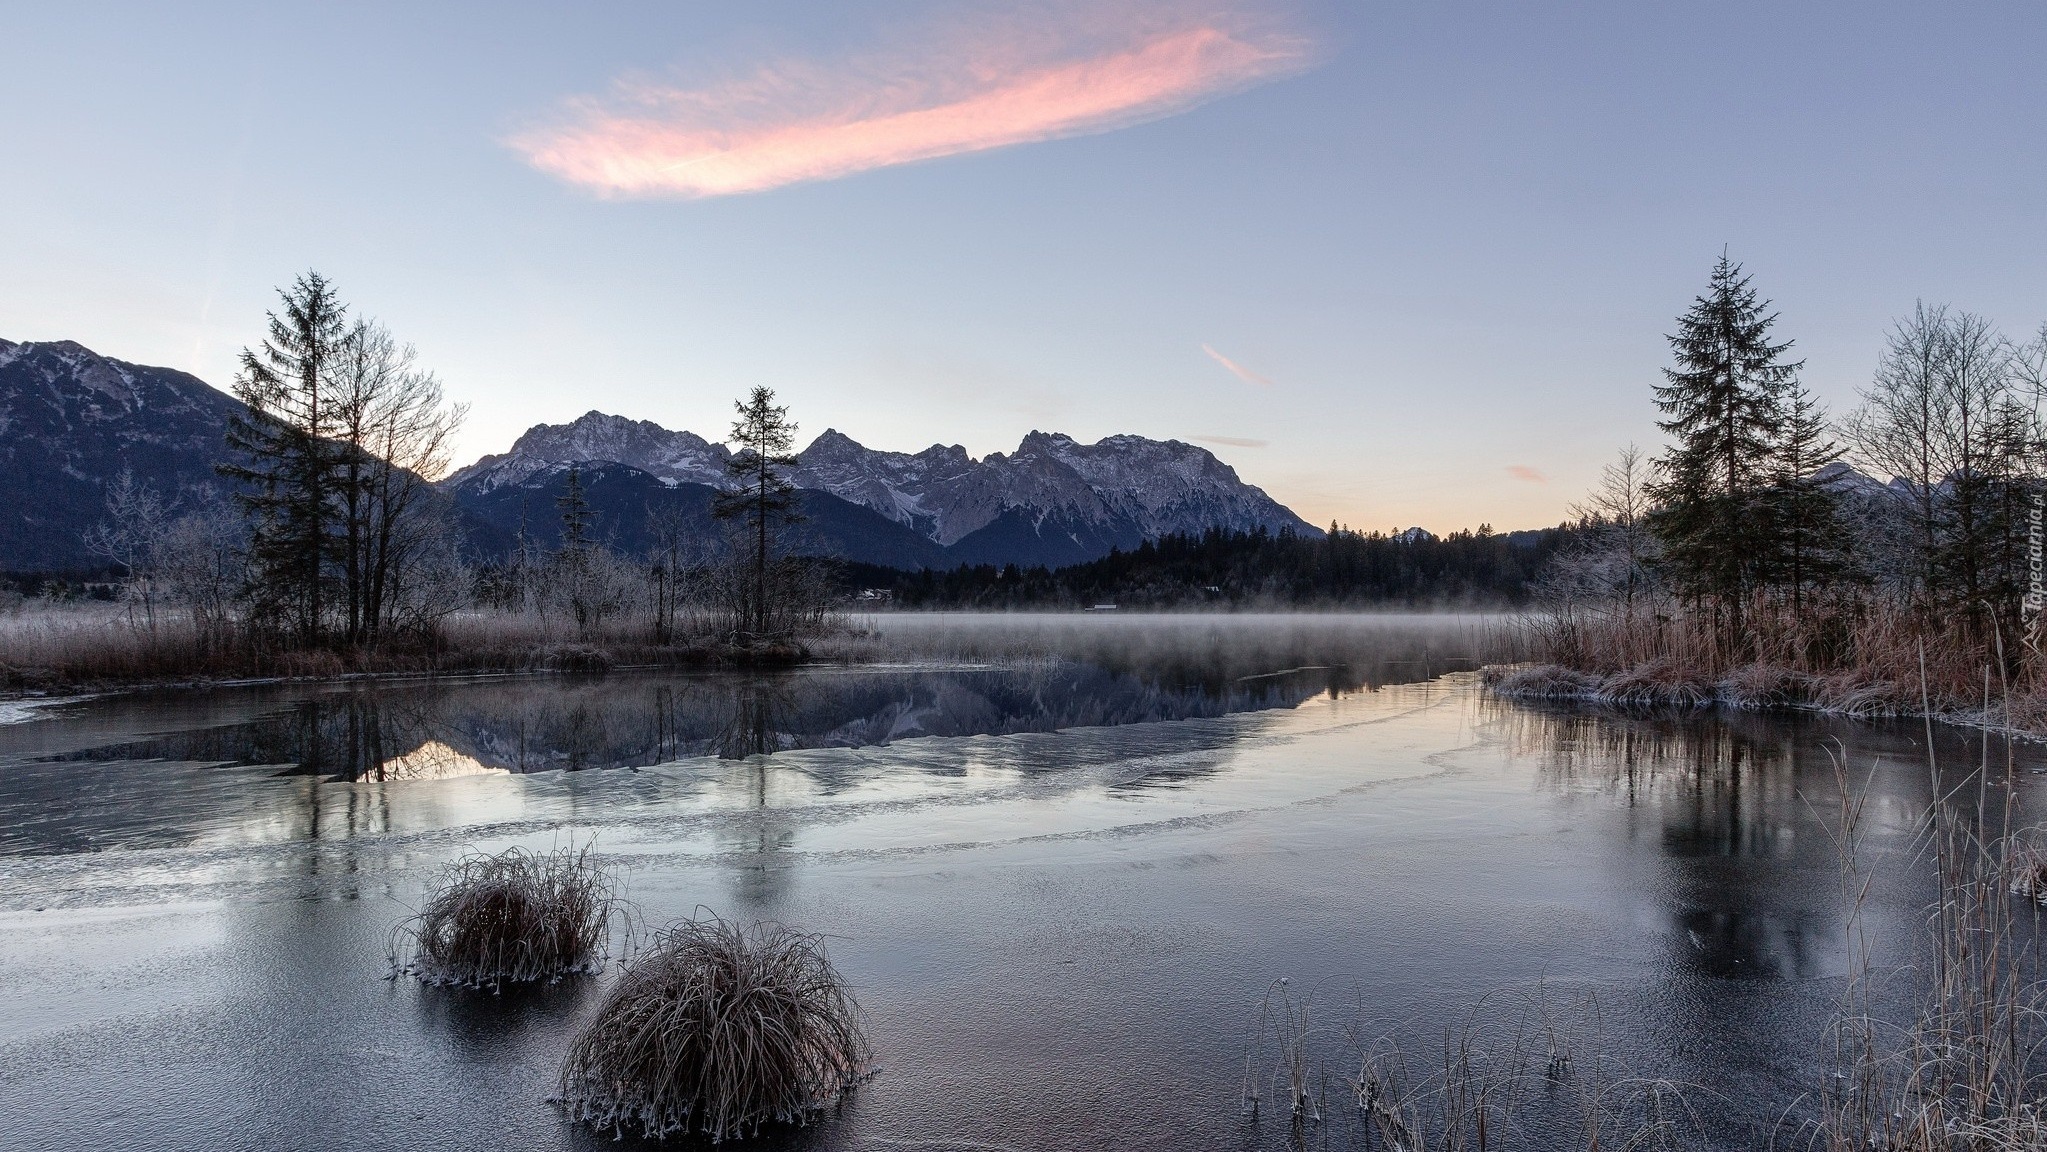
447, 409, 730, 492
790, 427, 1313, 547
448, 414, 1316, 564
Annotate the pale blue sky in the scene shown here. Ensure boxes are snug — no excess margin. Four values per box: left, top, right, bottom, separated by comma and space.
3, 2, 2041, 531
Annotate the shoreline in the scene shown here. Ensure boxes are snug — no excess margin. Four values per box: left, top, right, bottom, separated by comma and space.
1481, 660, 2047, 745
0, 639, 833, 703
0, 609, 1524, 701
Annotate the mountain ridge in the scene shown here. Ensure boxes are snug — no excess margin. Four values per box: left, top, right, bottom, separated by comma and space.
0, 338, 249, 571
451, 409, 1319, 568
0, 338, 1321, 574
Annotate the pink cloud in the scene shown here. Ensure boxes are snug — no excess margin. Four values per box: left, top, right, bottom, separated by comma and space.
1201, 343, 1277, 388
1194, 433, 1268, 448
1505, 465, 1547, 483
511, 14, 1312, 198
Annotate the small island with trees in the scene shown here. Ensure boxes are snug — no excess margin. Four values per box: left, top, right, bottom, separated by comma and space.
1496, 255, 2047, 732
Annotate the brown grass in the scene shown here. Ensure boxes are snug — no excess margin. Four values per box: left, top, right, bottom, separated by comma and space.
1719, 662, 1820, 710
391, 845, 618, 990
1496, 597, 2047, 734
1487, 664, 1603, 700
1596, 656, 1717, 708
554, 914, 870, 1143
2010, 845, 2047, 905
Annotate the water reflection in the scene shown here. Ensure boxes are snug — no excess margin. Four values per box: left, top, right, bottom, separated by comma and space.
34, 662, 1350, 781
1481, 697, 1984, 983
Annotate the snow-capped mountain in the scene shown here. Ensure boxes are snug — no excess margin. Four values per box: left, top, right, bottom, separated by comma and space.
792, 428, 1316, 547
446, 414, 1318, 568
0, 339, 247, 571
0, 335, 1319, 575
786, 430, 972, 541
447, 411, 730, 492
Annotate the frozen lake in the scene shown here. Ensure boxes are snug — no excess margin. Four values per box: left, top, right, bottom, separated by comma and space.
0, 614, 2026, 1150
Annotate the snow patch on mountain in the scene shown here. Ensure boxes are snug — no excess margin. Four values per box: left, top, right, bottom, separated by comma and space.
448, 416, 1318, 549
447, 411, 730, 493
792, 427, 1315, 544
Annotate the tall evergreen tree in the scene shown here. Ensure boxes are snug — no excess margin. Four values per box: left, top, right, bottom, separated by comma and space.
221, 272, 349, 644
552, 465, 606, 635
1760, 381, 1857, 615
1647, 255, 1801, 636
712, 387, 801, 636
556, 464, 591, 557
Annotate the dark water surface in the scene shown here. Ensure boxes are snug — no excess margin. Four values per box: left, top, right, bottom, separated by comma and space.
0, 615, 2038, 1151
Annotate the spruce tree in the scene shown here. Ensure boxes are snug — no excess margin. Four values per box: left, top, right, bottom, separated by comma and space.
1647, 255, 1801, 637
712, 387, 801, 636
221, 272, 349, 644
1761, 381, 1857, 616
554, 465, 597, 634
556, 465, 591, 557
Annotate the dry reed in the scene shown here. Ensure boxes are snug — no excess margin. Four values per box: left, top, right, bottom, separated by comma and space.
1806, 663, 2047, 1152
1245, 986, 1715, 1151
1244, 978, 1325, 1145
554, 914, 869, 1142
1597, 656, 1718, 708
390, 845, 617, 990
1487, 664, 1603, 700
1505, 597, 2047, 731
1719, 662, 1820, 710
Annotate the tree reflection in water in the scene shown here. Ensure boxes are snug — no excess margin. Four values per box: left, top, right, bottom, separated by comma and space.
1481, 695, 1998, 982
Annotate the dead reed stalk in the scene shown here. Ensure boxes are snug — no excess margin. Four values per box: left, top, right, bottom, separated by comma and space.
1244, 978, 1325, 1146
1243, 981, 1712, 1152
1349, 993, 1707, 1152
554, 914, 869, 1143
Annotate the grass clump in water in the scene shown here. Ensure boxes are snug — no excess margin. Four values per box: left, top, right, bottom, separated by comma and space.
555, 914, 870, 1142
391, 845, 617, 990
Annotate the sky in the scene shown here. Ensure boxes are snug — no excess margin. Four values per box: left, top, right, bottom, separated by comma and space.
3, 1, 2043, 533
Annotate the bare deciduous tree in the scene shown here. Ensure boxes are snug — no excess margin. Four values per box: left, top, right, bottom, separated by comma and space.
1843, 304, 2033, 621
84, 469, 170, 631
331, 319, 468, 645
154, 500, 246, 648
1564, 444, 1659, 614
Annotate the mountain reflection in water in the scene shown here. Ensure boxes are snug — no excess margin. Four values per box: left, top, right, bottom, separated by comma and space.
45, 661, 1373, 781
